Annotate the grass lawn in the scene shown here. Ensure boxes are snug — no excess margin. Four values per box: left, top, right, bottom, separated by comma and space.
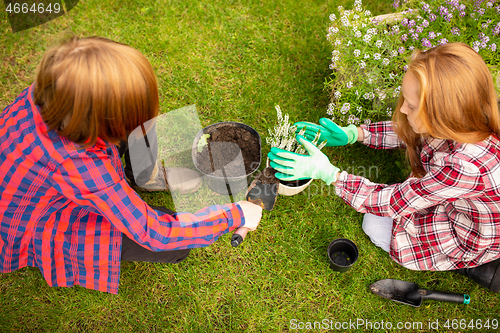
1, 0, 499, 332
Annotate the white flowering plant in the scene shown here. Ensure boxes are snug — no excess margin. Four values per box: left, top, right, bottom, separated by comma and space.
326, 0, 500, 126
266, 105, 326, 155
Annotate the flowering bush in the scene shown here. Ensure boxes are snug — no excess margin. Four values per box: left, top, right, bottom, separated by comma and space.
266, 105, 326, 155
325, 0, 500, 126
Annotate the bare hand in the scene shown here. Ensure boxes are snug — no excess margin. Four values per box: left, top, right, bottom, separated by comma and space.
236, 201, 262, 231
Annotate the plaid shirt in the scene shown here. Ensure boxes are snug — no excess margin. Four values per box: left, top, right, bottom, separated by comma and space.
0, 85, 245, 294
335, 121, 500, 271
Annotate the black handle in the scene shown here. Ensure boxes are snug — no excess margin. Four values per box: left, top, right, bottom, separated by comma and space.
231, 228, 249, 247
414, 289, 470, 304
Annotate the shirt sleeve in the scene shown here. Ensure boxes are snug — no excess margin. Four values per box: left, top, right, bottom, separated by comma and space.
50, 147, 245, 251
335, 152, 485, 220
360, 121, 406, 149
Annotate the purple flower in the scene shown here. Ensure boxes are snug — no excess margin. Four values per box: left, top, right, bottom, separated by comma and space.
411, 32, 419, 41
398, 46, 405, 54
403, 65, 409, 71
401, 34, 408, 42
422, 19, 429, 28
451, 27, 460, 35
416, 26, 423, 33
429, 14, 437, 22
393, 0, 400, 9
459, 11, 466, 17
422, 38, 432, 48
401, 18, 409, 26
438, 38, 448, 45
490, 43, 497, 52
428, 31, 436, 39
492, 23, 500, 36
421, 3, 431, 13
408, 20, 416, 28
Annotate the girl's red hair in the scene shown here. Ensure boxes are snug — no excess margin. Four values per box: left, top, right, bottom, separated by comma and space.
393, 43, 500, 177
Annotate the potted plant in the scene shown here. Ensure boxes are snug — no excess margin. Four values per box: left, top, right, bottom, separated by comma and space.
265, 105, 326, 196
192, 122, 261, 196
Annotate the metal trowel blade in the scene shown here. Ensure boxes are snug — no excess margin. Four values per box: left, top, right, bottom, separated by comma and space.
245, 179, 278, 211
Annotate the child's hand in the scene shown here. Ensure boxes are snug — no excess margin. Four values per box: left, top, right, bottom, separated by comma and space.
294, 118, 358, 147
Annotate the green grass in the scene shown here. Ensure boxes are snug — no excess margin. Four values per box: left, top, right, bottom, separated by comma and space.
1, 0, 499, 332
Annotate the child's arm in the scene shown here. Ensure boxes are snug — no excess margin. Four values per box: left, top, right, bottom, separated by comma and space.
359, 121, 406, 149
50, 152, 246, 251
335, 153, 484, 219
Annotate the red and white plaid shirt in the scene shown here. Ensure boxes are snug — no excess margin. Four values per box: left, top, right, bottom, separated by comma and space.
335, 121, 500, 271
0, 85, 245, 294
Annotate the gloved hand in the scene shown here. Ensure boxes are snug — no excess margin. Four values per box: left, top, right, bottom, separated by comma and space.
294, 118, 358, 147
267, 135, 340, 185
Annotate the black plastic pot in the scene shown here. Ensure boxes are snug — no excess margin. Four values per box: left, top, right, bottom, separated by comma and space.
192, 122, 261, 195
327, 238, 359, 273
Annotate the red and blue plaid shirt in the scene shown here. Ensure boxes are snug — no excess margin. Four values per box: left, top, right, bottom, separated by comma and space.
0, 85, 245, 294
335, 121, 500, 271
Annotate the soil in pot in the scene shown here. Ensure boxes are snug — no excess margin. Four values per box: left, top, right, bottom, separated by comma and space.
195, 124, 260, 177
280, 178, 312, 188
255, 167, 280, 185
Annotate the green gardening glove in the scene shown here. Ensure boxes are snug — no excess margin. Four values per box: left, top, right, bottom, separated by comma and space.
267, 135, 340, 185
294, 118, 358, 147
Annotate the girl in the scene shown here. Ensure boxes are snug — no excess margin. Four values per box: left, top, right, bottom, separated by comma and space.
0, 36, 262, 294
269, 43, 500, 293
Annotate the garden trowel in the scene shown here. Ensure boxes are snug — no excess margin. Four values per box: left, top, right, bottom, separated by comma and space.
231, 167, 279, 247
369, 279, 470, 307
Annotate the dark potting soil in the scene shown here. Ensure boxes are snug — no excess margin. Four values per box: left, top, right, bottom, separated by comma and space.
255, 167, 280, 185
195, 124, 260, 177
281, 178, 311, 188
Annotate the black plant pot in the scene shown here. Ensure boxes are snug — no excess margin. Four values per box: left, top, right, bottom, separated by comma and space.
327, 238, 359, 273
192, 121, 261, 195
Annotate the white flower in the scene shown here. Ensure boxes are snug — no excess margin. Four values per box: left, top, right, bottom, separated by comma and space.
355, 31, 362, 38
376, 40, 383, 48
382, 58, 390, 65
347, 40, 352, 46
353, 14, 359, 20
326, 103, 335, 115
346, 81, 353, 88
357, 106, 362, 113
367, 28, 377, 35
334, 91, 342, 100
359, 61, 366, 69
334, 39, 342, 46
490, 43, 497, 51
390, 50, 398, 57
364, 54, 370, 59
364, 118, 371, 125
354, 49, 361, 57
373, 53, 381, 60
355, 90, 359, 96
340, 103, 351, 114
364, 10, 371, 16
329, 14, 337, 21
363, 34, 373, 43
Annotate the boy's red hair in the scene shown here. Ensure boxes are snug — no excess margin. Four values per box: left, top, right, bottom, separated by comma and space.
34, 36, 159, 147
